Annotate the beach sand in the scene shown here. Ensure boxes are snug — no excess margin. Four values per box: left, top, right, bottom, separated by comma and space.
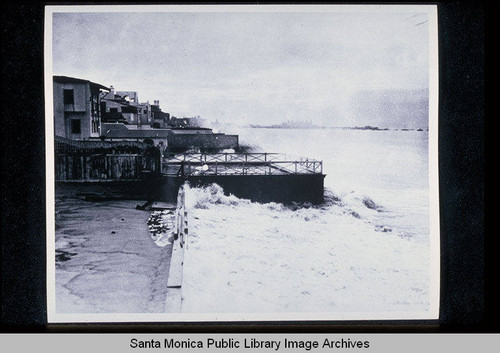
54, 194, 172, 313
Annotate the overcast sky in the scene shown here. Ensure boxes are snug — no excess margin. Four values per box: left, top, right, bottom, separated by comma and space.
51, 7, 432, 126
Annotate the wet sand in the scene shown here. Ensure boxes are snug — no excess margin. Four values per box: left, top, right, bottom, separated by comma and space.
54, 195, 172, 313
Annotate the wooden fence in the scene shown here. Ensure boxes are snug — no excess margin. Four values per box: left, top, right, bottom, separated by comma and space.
55, 154, 159, 181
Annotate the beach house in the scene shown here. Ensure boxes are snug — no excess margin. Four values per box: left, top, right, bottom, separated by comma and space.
53, 76, 110, 140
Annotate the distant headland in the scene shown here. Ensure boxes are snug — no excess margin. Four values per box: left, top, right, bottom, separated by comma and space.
249, 122, 428, 131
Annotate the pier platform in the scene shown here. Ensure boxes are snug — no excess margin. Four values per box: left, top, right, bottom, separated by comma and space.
161, 153, 326, 204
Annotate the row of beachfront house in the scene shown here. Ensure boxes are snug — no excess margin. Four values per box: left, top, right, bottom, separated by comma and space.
53, 75, 238, 151
54, 75, 181, 138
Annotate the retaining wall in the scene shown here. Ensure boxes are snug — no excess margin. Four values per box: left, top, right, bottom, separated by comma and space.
167, 133, 239, 150
160, 174, 326, 204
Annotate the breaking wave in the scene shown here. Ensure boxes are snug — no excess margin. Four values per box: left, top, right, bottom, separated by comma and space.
185, 183, 251, 209
181, 183, 430, 313
184, 183, 414, 240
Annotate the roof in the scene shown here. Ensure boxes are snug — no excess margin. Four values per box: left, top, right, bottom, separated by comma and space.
53, 75, 110, 91
105, 98, 129, 104
102, 123, 129, 131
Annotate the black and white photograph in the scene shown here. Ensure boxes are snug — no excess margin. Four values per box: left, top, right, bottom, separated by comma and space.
45, 4, 440, 322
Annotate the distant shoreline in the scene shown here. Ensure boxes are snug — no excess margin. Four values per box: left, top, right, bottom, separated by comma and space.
249, 125, 428, 132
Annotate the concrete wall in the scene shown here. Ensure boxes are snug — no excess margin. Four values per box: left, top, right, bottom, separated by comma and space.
104, 136, 167, 148
160, 174, 325, 204
167, 133, 239, 150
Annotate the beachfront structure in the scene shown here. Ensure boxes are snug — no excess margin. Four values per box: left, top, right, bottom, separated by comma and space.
168, 116, 206, 128
139, 101, 153, 126
100, 88, 165, 128
166, 129, 239, 151
101, 123, 239, 151
101, 123, 169, 147
54, 75, 239, 153
115, 90, 139, 104
151, 102, 170, 128
161, 152, 325, 203
54, 135, 160, 182
53, 76, 110, 140
169, 116, 190, 128
100, 86, 142, 127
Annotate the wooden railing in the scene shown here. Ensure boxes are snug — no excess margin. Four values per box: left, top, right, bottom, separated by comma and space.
163, 153, 323, 176
165, 152, 283, 163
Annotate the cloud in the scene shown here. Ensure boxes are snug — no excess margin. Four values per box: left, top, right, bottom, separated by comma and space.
51, 9, 431, 125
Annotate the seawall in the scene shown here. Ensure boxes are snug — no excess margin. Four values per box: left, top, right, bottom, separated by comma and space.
160, 174, 326, 204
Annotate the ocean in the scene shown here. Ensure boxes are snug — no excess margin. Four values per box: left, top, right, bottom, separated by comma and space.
236, 127, 430, 241
53, 127, 434, 317
181, 127, 433, 316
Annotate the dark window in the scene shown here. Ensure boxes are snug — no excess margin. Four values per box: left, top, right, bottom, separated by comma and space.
71, 119, 81, 134
121, 106, 138, 114
63, 89, 74, 104
92, 119, 99, 134
110, 108, 118, 114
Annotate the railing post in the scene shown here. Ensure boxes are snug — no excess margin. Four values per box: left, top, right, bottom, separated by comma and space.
295, 161, 297, 174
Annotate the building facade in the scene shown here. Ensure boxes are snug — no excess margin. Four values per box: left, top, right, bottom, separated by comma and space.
101, 123, 169, 148
139, 101, 152, 126
100, 86, 137, 126
101, 88, 158, 128
53, 76, 109, 140
151, 101, 170, 128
